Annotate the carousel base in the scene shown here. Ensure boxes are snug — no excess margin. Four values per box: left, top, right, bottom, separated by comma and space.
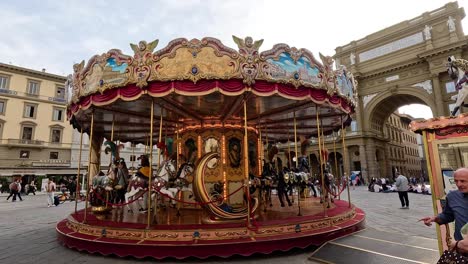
56, 197, 365, 259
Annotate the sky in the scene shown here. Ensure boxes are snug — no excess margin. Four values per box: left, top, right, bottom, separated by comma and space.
1, 0, 467, 119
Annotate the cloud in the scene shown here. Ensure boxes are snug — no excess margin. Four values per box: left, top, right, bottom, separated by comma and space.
0, 0, 466, 82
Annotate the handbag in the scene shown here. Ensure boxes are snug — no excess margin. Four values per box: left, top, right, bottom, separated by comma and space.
437, 225, 468, 264
437, 249, 467, 264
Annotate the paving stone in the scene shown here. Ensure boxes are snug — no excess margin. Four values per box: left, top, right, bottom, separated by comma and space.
0, 186, 439, 263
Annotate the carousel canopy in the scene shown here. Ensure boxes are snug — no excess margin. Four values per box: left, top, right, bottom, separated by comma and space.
66, 36, 357, 143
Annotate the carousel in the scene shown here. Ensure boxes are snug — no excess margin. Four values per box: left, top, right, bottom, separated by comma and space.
57, 36, 365, 259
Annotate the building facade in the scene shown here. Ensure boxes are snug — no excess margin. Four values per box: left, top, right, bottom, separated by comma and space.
0, 63, 74, 185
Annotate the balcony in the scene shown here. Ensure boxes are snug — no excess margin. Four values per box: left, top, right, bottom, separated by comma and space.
3, 138, 44, 149
0, 88, 17, 95
32, 159, 71, 167
48, 97, 66, 103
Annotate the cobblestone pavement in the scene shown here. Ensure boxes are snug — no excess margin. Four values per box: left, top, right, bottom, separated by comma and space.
0, 186, 438, 264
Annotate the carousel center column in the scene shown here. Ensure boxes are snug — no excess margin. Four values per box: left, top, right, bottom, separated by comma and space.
89, 133, 104, 179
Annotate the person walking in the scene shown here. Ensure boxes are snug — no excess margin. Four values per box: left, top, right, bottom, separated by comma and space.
46, 178, 56, 207
395, 173, 410, 209
6, 179, 19, 202
27, 179, 36, 195
16, 179, 23, 201
350, 173, 357, 190
420, 167, 468, 241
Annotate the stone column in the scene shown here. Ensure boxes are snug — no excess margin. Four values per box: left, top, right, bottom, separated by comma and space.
365, 140, 378, 183
432, 74, 445, 117
356, 97, 364, 131
359, 145, 368, 182
385, 146, 392, 178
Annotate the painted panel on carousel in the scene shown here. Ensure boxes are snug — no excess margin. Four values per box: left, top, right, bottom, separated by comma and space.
265, 53, 320, 85
335, 65, 357, 99
82, 58, 129, 96
150, 38, 240, 83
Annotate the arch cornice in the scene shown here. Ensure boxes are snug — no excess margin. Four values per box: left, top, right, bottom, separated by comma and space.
363, 86, 436, 131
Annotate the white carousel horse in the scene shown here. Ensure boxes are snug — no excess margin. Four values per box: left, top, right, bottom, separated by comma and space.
151, 159, 179, 208
447, 56, 468, 116
125, 159, 179, 213
124, 173, 148, 212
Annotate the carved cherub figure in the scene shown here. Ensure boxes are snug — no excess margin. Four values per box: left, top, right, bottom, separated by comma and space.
232, 36, 263, 56
319, 53, 336, 90
130, 39, 159, 66
130, 39, 159, 55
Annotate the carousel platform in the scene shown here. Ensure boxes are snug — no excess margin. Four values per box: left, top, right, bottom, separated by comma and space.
56, 196, 365, 259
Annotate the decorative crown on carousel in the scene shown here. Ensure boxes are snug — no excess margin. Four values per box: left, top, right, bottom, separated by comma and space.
66, 36, 358, 110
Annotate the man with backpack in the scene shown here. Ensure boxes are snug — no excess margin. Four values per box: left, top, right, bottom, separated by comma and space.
6, 179, 19, 202
6, 179, 22, 202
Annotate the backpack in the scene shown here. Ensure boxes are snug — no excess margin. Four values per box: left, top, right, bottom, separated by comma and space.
9, 182, 18, 191
54, 196, 60, 206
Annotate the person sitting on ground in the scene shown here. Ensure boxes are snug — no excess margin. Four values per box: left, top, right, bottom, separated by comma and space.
381, 177, 388, 191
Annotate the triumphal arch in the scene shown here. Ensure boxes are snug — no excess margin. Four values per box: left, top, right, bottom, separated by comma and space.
323, 2, 466, 181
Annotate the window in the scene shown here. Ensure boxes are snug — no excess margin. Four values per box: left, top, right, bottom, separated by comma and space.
51, 128, 62, 143
49, 152, 59, 159
52, 108, 64, 121
20, 150, 30, 159
23, 103, 37, 118
0, 75, 9, 89
0, 100, 5, 114
446, 82, 456, 93
350, 120, 357, 132
27, 80, 40, 95
22, 126, 33, 140
0, 122, 3, 139
55, 86, 65, 99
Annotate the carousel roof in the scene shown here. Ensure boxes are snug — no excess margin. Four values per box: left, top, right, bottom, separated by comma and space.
66, 36, 357, 143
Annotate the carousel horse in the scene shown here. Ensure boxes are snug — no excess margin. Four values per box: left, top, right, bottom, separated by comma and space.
125, 155, 152, 212
447, 56, 468, 116
90, 169, 116, 207
151, 159, 178, 208
124, 172, 148, 212
259, 161, 277, 209
318, 171, 335, 208
173, 163, 195, 198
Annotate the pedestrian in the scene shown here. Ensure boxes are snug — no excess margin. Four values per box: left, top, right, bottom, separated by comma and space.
16, 179, 23, 201
27, 179, 36, 195
419, 168, 468, 241
68, 177, 76, 200
395, 173, 410, 209
350, 173, 357, 190
6, 179, 19, 202
46, 177, 56, 207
